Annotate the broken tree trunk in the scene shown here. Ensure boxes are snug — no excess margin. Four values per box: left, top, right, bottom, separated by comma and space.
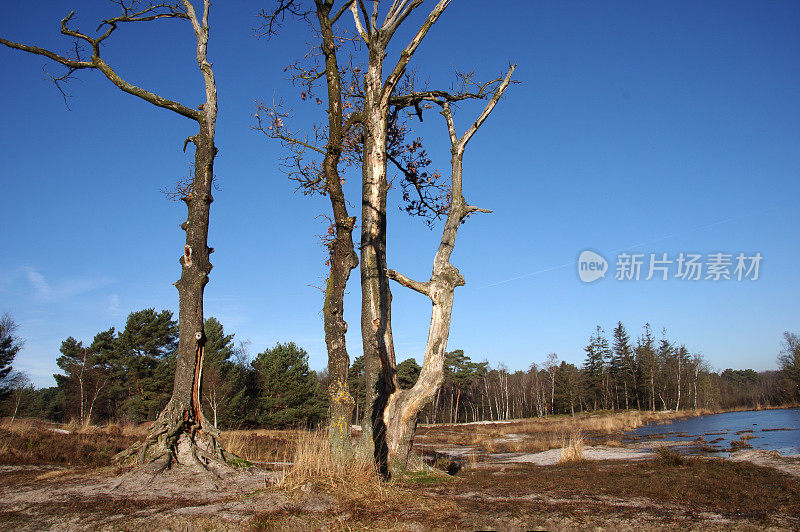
133, 1, 228, 470
0, 0, 229, 469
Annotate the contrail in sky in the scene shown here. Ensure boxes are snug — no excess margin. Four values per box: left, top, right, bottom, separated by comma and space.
477, 205, 780, 289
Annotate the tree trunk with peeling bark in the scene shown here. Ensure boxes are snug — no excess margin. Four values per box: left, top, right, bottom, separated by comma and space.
384, 66, 515, 469
350, 0, 452, 477
1, 0, 227, 470
358, 43, 397, 471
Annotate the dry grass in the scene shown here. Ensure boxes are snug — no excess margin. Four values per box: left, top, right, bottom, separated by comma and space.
220, 429, 297, 464
558, 431, 585, 463
0, 418, 142, 466
277, 431, 382, 493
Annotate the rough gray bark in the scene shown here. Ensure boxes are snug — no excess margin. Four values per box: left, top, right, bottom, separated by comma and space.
1, 0, 227, 470
316, 0, 360, 460
383, 66, 514, 468
257, 0, 360, 460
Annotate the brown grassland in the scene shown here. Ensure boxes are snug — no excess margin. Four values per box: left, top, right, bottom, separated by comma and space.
1, 410, 798, 531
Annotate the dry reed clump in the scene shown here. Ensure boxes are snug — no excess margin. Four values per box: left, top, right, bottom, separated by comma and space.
730, 439, 753, 452
558, 431, 585, 463
468, 433, 497, 453
656, 445, 689, 466
276, 430, 392, 503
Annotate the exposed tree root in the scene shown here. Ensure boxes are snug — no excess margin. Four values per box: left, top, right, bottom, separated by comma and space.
115, 400, 230, 477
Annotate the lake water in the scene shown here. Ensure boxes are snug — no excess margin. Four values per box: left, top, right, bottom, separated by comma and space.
624, 408, 800, 456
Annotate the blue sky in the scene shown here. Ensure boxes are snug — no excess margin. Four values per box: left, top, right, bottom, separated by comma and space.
1, 0, 798, 388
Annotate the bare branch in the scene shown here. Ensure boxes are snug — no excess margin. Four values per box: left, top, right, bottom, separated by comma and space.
202, 0, 210, 28
0, 36, 93, 70
456, 63, 516, 153
256, 0, 314, 38
357, 0, 372, 34
96, 2, 188, 42
440, 102, 459, 145
350, 0, 369, 40
390, 73, 505, 110
2, 6, 204, 121
93, 55, 202, 120
253, 101, 329, 194
370, 0, 380, 31
383, 0, 423, 38
387, 269, 431, 297
381, 0, 450, 107
332, 0, 356, 25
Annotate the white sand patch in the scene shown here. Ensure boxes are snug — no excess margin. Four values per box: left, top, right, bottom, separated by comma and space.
498, 445, 654, 465
728, 449, 800, 478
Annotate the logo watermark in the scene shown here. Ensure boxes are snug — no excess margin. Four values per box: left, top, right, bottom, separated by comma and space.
578, 250, 608, 283
578, 251, 762, 283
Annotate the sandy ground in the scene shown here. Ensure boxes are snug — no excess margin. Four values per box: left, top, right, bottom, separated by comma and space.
728, 449, 800, 478
497, 445, 654, 465
1, 439, 798, 530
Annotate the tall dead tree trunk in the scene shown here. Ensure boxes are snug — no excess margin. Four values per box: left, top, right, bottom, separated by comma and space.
1, 0, 227, 470
384, 67, 515, 469
350, 0, 451, 473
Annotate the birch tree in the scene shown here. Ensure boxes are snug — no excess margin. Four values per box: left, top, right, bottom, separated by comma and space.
1, 0, 228, 469
544, 352, 558, 415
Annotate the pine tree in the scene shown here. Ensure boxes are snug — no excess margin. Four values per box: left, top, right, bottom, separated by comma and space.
583, 326, 610, 411
612, 322, 637, 410
656, 329, 674, 411
111, 309, 178, 422
251, 342, 327, 428
396, 358, 421, 389
444, 350, 483, 423
635, 323, 657, 412
0, 314, 23, 399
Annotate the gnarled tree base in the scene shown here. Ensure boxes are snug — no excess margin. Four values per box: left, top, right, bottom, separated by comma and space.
115, 400, 229, 474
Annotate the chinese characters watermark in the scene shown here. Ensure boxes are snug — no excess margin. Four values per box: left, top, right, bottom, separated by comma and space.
579, 250, 762, 283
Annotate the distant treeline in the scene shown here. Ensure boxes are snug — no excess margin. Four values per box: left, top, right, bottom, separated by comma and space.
347, 323, 800, 424
1, 312, 798, 428
0, 309, 327, 429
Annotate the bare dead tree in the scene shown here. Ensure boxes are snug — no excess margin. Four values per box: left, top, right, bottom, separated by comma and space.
383, 66, 515, 467
255, 0, 362, 459
1, 0, 228, 470
348, 0, 451, 476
